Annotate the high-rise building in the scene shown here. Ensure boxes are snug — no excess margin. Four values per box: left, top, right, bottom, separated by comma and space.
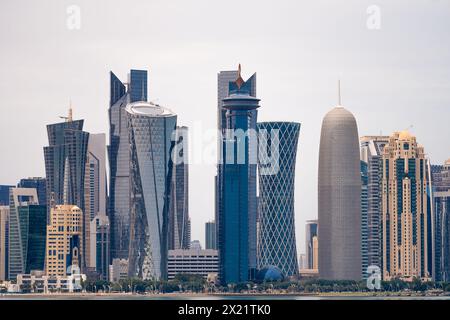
219, 66, 259, 284
90, 214, 110, 280
0, 185, 13, 206
109, 69, 148, 262
360, 136, 389, 277
215, 69, 256, 278
17, 178, 46, 206
381, 131, 433, 281
431, 159, 450, 281
205, 221, 217, 250
169, 126, 190, 250
257, 122, 300, 277
8, 188, 47, 280
45, 204, 83, 277
0, 206, 9, 280
318, 101, 362, 280
84, 133, 107, 271
44, 107, 89, 226
167, 249, 218, 280
126, 101, 177, 280
305, 220, 318, 270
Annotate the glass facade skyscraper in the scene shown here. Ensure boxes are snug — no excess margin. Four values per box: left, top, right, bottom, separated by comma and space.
360, 136, 389, 278
219, 67, 259, 284
44, 110, 89, 224
431, 160, 450, 281
109, 69, 148, 261
257, 122, 300, 277
8, 188, 46, 280
168, 126, 190, 250
215, 70, 256, 274
126, 101, 177, 280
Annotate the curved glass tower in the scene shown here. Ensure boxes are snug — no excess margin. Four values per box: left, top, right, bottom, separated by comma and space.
257, 122, 300, 277
126, 101, 177, 280
109, 70, 147, 260
318, 106, 362, 280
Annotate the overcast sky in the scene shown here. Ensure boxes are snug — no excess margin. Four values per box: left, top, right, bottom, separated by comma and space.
1, 0, 450, 254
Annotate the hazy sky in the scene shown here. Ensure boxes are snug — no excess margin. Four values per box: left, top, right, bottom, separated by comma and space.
1, 0, 450, 254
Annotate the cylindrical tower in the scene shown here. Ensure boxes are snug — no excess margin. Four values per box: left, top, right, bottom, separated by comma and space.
318, 106, 362, 280
257, 121, 301, 277
126, 101, 177, 280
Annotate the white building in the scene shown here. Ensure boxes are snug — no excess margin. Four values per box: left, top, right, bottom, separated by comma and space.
109, 258, 128, 283
167, 249, 218, 280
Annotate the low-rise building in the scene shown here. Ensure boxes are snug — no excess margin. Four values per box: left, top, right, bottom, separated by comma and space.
168, 249, 218, 280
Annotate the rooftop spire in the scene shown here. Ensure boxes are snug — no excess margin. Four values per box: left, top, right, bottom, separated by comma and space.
68, 99, 73, 122
235, 63, 244, 89
338, 80, 341, 106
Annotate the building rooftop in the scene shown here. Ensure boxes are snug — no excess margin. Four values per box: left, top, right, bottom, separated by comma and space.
125, 101, 175, 117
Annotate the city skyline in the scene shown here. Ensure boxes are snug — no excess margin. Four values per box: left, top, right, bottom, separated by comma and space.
1, 1, 450, 256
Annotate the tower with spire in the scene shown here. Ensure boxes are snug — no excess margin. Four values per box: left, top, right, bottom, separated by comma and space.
218, 65, 260, 285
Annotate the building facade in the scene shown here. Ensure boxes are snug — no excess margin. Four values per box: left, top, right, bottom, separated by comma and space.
0, 206, 9, 280
360, 136, 389, 278
17, 178, 46, 206
169, 126, 190, 250
219, 66, 259, 284
167, 249, 218, 280
90, 214, 110, 280
257, 122, 300, 277
8, 188, 46, 280
305, 220, 318, 270
0, 186, 13, 206
431, 159, 450, 281
44, 107, 89, 221
45, 204, 83, 277
205, 221, 217, 250
215, 70, 256, 279
126, 101, 177, 280
84, 133, 107, 271
109, 69, 148, 261
318, 105, 362, 280
381, 131, 433, 281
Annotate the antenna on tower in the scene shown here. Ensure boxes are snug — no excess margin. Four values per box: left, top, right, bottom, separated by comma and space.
338, 79, 341, 106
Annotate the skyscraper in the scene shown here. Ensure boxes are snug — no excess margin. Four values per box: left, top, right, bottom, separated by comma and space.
381, 131, 433, 281
90, 214, 110, 280
126, 101, 177, 280
17, 178, 47, 206
44, 107, 89, 225
205, 221, 217, 250
169, 126, 190, 250
109, 69, 148, 261
215, 70, 256, 274
318, 101, 362, 280
305, 220, 318, 270
8, 188, 46, 280
46, 204, 83, 277
257, 122, 300, 277
84, 133, 107, 270
432, 159, 450, 281
219, 66, 259, 284
360, 136, 389, 277
0, 206, 9, 280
